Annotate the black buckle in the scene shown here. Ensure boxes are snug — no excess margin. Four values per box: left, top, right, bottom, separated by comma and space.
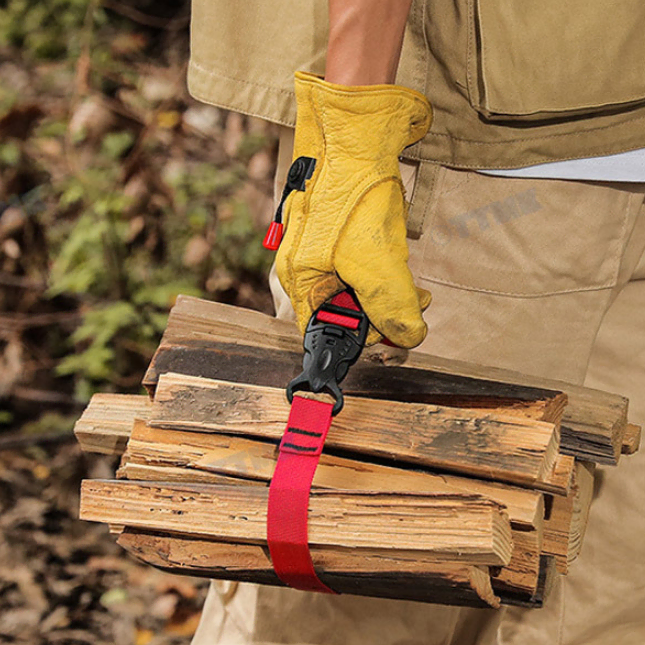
287, 292, 369, 415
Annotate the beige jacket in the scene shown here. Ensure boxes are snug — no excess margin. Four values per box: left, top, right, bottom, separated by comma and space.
188, 0, 645, 170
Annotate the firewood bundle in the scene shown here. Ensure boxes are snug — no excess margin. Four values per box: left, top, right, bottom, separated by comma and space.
77, 295, 641, 609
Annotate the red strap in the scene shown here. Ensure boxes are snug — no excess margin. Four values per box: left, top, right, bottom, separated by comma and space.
329, 290, 399, 347
267, 396, 338, 593
329, 290, 360, 311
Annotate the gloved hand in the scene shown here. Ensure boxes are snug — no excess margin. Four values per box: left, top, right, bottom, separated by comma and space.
275, 71, 433, 348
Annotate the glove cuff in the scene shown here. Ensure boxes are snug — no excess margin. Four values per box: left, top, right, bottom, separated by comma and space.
294, 72, 432, 157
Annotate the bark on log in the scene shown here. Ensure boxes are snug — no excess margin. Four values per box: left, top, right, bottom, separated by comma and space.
117, 529, 501, 608
146, 341, 566, 421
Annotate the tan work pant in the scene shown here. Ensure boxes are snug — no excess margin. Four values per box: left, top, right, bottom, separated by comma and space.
192, 127, 645, 645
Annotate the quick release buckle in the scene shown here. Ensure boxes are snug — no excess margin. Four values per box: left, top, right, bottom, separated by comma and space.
287, 291, 369, 415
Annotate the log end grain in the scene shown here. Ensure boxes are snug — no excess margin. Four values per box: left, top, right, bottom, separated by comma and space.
622, 423, 642, 455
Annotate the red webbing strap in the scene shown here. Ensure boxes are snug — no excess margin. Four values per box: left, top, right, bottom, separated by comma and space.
330, 290, 398, 347
267, 395, 338, 593
330, 290, 361, 311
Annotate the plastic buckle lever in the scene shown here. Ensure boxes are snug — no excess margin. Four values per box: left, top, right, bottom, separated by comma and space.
286, 291, 369, 415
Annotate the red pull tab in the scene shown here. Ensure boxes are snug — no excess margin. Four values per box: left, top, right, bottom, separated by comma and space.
263, 221, 284, 251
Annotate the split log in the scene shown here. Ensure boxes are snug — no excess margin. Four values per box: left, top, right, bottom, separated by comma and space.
75, 394, 561, 597
74, 394, 152, 455
119, 420, 544, 531
117, 529, 501, 608
145, 341, 567, 422
491, 529, 542, 600
565, 462, 595, 566
142, 295, 630, 464
74, 297, 639, 611
404, 353, 630, 465
548, 454, 575, 495
142, 298, 568, 423
80, 480, 514, 566
502, 555, 558, 608
149, 373, 564, 492
119, 421, 545, 599
119, 461, 253, 486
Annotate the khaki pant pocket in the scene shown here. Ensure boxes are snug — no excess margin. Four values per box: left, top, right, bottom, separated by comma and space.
411, 168, 638, 297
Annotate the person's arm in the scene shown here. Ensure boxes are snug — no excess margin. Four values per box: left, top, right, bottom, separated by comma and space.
325, 0, 413, 85
275, 1, 431, 348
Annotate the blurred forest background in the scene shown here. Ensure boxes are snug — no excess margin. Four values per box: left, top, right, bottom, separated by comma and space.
0, 0, 277, 642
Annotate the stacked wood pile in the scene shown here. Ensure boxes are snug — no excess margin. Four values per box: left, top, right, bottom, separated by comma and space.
77, 296, 641, 609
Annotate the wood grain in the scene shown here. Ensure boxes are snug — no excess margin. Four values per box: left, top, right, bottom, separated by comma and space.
543, 461, 595, 573
81, 479, 514, 566
622, 423, 641, 455
120, 422, 545, 598
143, 295, 629, 464
74, 394, 151, 455
117, 529, 501, 608
149, 373, 563, 492
145, 341, 567, 421
73, 296, 640, 611
492, 528, 542, 598
504, 555, 558, 608
121, 420, 544, 530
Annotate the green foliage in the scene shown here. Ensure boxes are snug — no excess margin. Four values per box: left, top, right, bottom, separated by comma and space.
237, 133, 270, 163
47, 169, 203, 385
101, 131, 135, 159
34, 118, 68, 139
0, 141, 21, 166
56, 301, 138, 380
161, 161, 272, 276
169, 162, 245, 209
21, 411, 76, 436
0, 0, 95, 60
132, 282, 201, 310
0, 0, 275, 405
215, 201, 273, 276
0, 83, 18, 114
48, 211, 123, 297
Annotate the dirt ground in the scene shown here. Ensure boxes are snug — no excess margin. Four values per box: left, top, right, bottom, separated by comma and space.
0, 443, 211, 644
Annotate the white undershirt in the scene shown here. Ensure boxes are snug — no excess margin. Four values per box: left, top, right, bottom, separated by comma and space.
480, 147, 645, 182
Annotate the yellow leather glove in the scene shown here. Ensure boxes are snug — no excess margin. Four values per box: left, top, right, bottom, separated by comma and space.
275, 72, 433, 348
